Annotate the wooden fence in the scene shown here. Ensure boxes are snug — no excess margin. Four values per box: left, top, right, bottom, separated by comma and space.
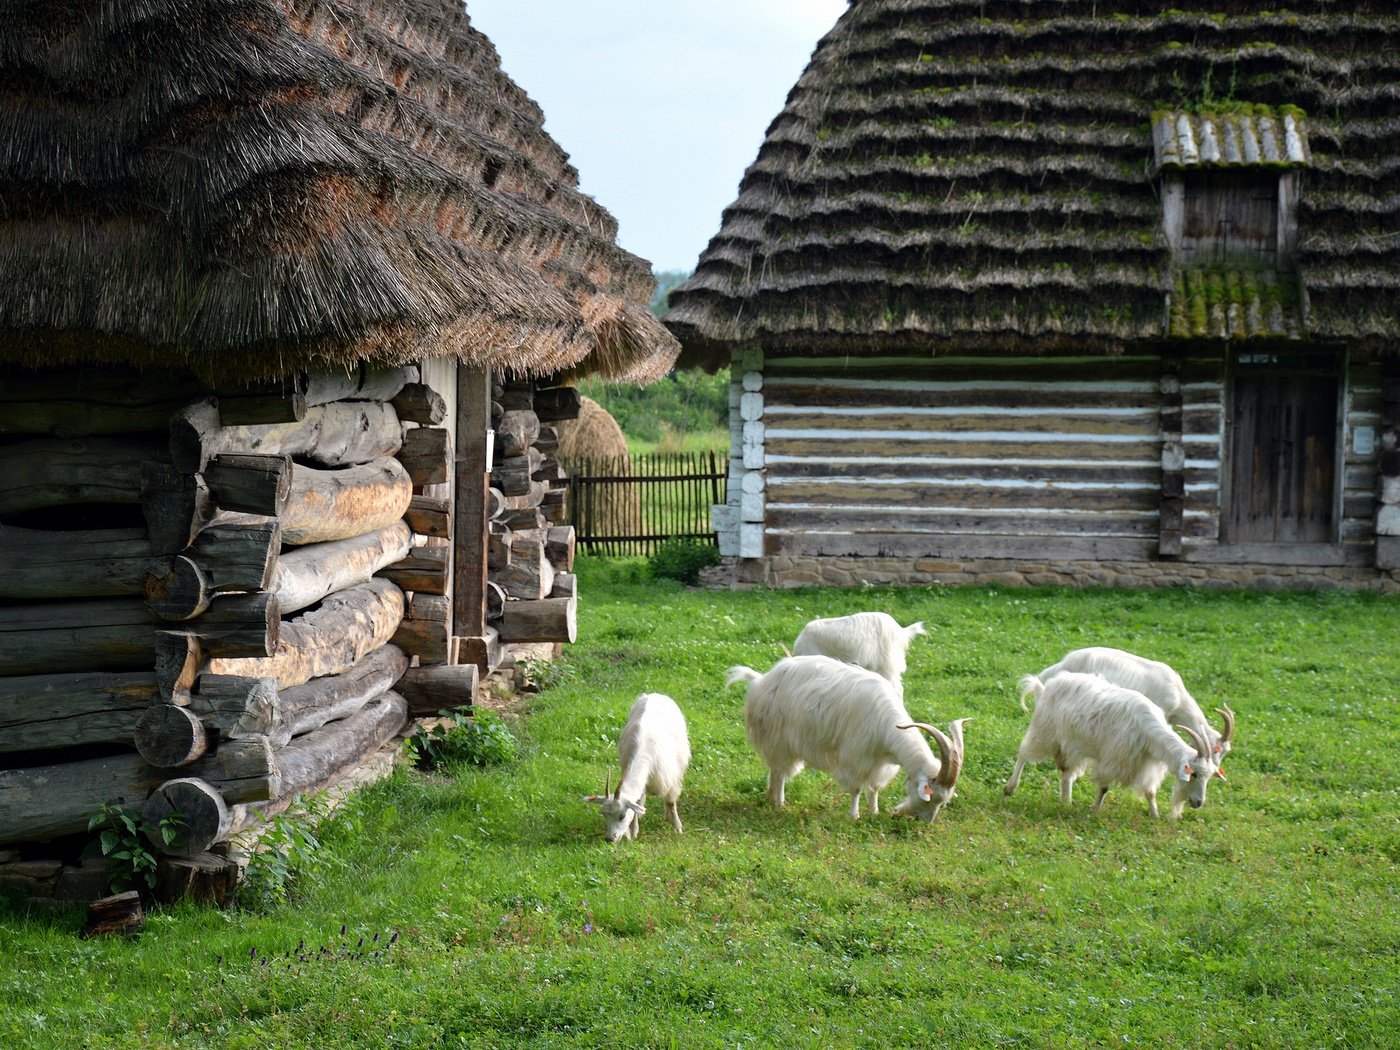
567, 451, 726, 556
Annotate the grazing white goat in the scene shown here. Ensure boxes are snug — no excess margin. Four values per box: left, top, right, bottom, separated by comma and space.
584, 692, 690, 843
1004, 671, 1220, 819
726, 655, 968, 821
1027, 646, 1234, 763
790, 611, 927, 691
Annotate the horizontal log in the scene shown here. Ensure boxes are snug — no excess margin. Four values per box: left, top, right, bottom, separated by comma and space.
540, 487, 568, 524
550, 572, 577, 599
0, 598, 156, 676
206, 453, 293, 516
281, 458, 414, 545
193, 591, 279, 659
496, 384, 534, 412
0, 526, 150, 600
456, 627, 501, 673
495, 507, 546, 532
533, 425, 560, 454
496, 595, 577, 644
143, 778, 228, 858
0, 670, 157, 756
0, 366, 206, 436
375, 545, 448, 594
391, 594, 450, 666
272, 692, 408, 804
305, 365, 416, 406
271, 521, 414, 615
206, 579, 405, 689
188, 674, 279, 741
768, 530, 1157, 563
485, 581, 507, 620
141, 463, 213, 556
395, 662, 478, 717
545, 526, 576, 571
171, 399, 403, 474
398, 426, 452, 488
493, 450, 544, 496
495, 538, 555, 600
532, 461, 567, 485
0, 437, 166, 516
495, 410, 540, 458
144, 521, 281, 619
405, 494, 450, 538
276, 644, 409, 745
533, 386, 583, 422
0, 737, 277, 844
391, 383, 448, 425
488, 482, 546, 519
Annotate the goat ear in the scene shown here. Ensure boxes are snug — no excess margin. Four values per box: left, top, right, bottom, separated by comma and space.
583, 795, 605, 804
1213, 767, 1227, 782
628, 801, 646, 815
919, 778, 933, 802
1178, 762, 1194, 781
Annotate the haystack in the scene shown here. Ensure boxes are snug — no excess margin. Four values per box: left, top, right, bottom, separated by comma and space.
556, 396, 640, 543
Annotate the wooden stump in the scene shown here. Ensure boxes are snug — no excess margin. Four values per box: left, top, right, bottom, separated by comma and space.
82, 891, 145, 938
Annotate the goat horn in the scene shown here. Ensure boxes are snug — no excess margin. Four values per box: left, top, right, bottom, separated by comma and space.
1215, 703, 1235, 744
1176, 724, 1210, 758
605, 770, 612, 799
899, 722, 962, 787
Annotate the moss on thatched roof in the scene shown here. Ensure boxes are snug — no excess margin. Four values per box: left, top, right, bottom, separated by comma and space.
666, 0, 1400, 369
0, 0, 678, 383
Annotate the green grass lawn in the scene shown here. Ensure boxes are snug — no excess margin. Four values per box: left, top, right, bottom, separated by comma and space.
2, 562, 1398, 1048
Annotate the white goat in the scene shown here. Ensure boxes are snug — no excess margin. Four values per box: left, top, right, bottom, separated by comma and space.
790, 611, 927, 691
726, 655, 968, 822
1027, 646, 1234, 762
584, 692, 690, 843
1004, 671, 1220, 819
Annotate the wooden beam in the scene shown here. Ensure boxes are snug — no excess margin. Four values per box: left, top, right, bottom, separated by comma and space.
398, 426, 453, 488
170, 398, 403, 474
375, 545, 448, 594
391, 594, 451, 666
391, 382, 448, 425
0, 436, 165, 516
206, 579, 405, 689
276, 644, 409, 745
268, 692, 408, 808
0, 670, 157, 757
281, 458, 414, 545
271, 521, 414, 615
396, 663, 478, 717
0, 526, 151, 600
454, 367, 490, 643
496, 595, 577, 643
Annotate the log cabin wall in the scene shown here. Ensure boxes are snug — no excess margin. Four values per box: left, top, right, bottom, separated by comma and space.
719, 351, 1400, 593
0, 363, 480, 901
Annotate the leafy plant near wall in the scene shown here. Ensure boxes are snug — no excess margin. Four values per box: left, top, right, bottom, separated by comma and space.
236, 793, 352, 912
406, 709, 518, 771
83, 802, 186, 894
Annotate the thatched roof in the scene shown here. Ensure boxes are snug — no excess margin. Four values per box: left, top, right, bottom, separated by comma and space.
666, 0, 1400, 370
0, 0, 679, 383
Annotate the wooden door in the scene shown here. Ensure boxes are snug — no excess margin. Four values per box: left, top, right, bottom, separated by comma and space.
1225, 354, 1338, 543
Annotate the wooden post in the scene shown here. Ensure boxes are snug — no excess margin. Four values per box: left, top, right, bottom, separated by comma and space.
454, 367, 490, 653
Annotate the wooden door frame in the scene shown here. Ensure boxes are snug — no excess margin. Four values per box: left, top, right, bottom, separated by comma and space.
1220, 347, 1345, 549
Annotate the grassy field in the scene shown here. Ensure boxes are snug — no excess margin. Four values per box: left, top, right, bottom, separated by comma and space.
2, 562, 1397, 1048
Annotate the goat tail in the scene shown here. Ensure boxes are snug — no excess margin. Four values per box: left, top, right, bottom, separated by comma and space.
906, 620, 927, 639
1017, 674, 1045, 713
725, 665, 761, 690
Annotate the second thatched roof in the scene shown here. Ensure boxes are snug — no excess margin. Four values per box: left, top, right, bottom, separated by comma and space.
665, 0, 1400, 370
0, 0, 678, 384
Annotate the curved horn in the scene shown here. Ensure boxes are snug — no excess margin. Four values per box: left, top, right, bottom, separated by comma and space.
1176, 723, 1210, 758
1215, 703, 1235, 745
898, 722, 962, 787
605, 769, 613, 800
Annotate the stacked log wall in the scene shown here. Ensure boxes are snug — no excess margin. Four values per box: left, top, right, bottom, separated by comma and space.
466, 379, 580, 676
0, 363, 468, 898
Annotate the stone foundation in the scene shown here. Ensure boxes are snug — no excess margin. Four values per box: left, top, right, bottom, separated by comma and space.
699, 556, 1400, 593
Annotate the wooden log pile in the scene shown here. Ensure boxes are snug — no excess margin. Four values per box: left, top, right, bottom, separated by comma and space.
462, 380, 580, 674
0, 363, 472, 899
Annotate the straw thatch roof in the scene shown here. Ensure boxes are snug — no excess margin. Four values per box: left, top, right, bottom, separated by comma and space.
0, 0, 678, 383
666, 0, 1400, 370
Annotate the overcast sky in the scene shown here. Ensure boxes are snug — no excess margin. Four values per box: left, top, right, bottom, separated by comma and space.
466, 1, 848, 274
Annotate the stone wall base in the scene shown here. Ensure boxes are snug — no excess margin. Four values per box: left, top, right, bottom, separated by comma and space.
699, 556, 1400, 593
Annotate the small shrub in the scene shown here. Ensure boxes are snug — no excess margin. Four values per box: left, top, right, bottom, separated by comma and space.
648, 538, 722, 585
236, 794, 347, 911
517, 655, 574, 694
83, 803, 185, 894
407, 709, 518, 771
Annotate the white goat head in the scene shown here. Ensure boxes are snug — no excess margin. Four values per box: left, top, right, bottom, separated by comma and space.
892, 718, 970, 822
583, 770, 646, 843
1169, 724, 1221, 817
